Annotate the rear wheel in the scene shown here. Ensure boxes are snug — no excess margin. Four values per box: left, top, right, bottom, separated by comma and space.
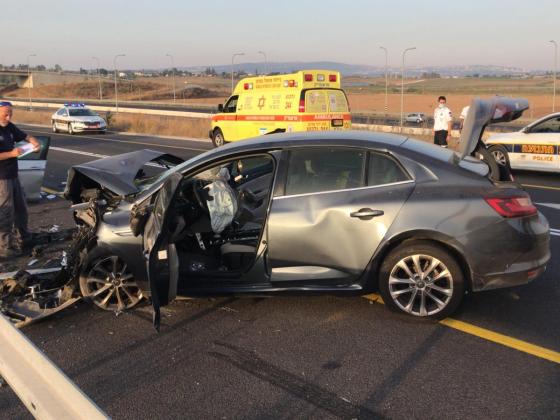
79, 248, 143, 311
212, 128, 225, 148
379, 241, 465, 319
488, 145, 510, 167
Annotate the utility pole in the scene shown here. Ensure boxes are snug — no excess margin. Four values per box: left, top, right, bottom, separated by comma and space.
113, 54, 125, 112
258, 50, 268, 75
550, 40, 558, 112
380, 46, 388, 114
400, 47, 416, 130
27, 54, 36, 110
231, 52, 245, 93
166, 53, 176, 103
92, 56, 102, 100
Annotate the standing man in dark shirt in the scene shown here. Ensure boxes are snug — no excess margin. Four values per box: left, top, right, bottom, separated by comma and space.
0, 101, 40, 259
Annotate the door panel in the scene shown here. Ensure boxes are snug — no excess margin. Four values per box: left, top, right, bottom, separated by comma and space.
267, 182, 414, 282
17, 136, 50, 201
142, 172, 181, 329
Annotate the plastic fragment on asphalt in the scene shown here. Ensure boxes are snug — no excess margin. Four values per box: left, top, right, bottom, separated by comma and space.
27, 259, 38, 267
48, 225, 60, 233
46, 194, 57, 200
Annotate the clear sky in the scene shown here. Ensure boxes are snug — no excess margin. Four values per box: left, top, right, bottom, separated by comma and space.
2, 0, 558, 70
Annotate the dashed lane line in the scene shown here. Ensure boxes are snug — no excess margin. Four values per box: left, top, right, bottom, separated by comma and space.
362, 293, 560, 365
25, 128, 210, 153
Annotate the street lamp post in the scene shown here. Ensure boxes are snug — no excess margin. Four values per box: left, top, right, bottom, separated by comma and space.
258, 50, 268, 75
113, 54, 125, 112
550, 40, 558, 113
400, 47, 416, 130
27, 54, 36, 110
166, 53, 176, 103
92, 56, 102, 100
380, 46, 388, 114
231, 52, 245, 93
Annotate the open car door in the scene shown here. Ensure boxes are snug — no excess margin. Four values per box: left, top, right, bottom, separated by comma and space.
142, 172, 181, 331
17, 135, 50, 201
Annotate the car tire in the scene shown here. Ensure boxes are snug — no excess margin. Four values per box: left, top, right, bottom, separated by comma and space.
488, 145, 510, 167
79, 247, 143, 312
52, 121, 58, 133
416, 119, 421, 124
212, 128, 226, 148
379, 241, 465, 319
68, 123, 74, 135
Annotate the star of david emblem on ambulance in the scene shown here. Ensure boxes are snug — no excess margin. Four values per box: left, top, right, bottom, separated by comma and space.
257, 96, 266, 110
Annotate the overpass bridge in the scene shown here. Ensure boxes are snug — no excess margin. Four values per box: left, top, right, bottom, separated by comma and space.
0, 70, 96, 89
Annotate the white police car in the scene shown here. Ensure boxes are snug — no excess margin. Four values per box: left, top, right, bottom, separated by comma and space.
485, 112, 560, 173
51, 103, 107, 135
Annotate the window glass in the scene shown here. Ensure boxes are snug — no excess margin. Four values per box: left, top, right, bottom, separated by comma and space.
224, 96, 238, 113
327, 90, 349, 112
530, 117, 560, 133
57, 109, 65, 115
285, 148, 365, 195
68, 108, 97, 117
367, 152, 410, 186
305, 90, 328, 113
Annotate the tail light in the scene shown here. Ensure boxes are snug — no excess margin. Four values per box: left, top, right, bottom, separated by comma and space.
485, 194, 537, 218
299, 99, 305, 112
304, 73, 313, 82
329, 74, 337, 82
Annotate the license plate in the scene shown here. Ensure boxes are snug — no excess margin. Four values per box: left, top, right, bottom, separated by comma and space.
331, 119, 343, 127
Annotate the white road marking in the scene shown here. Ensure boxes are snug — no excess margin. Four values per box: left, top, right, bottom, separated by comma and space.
550, 228, 560, 237
536, 202, 560, 210
25, 127, 209, 152
50, 146, 108, 159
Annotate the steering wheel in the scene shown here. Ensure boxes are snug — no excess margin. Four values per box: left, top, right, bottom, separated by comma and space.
239, 187, 259, 205
192, 179, 210, 214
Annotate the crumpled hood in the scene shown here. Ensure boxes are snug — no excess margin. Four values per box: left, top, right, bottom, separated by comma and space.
64, 149, 184, 202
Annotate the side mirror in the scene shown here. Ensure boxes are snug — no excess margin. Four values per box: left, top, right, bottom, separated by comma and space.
218, 104, 223, 112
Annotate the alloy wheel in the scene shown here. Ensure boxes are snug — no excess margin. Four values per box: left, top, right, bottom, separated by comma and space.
83, 255, 142, 311
388, 254, 453, 317
491, 149, 507, 166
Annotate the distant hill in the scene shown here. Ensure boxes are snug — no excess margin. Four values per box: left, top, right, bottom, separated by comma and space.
182, 62, 533, 77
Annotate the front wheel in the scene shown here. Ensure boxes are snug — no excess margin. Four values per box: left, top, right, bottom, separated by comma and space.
52, 121, 58, 133
79, 248, 143, 311
68, 123, 74, 135
379, 241, 465, 319
212, 128, 225, 148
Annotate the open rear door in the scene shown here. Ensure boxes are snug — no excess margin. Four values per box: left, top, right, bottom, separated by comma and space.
142, 172, 181, 331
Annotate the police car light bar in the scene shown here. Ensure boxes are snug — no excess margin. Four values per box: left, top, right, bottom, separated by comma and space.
64, 103, 86, 107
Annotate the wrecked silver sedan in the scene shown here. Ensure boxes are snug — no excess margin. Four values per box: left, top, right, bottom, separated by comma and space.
64, 98, 550, 326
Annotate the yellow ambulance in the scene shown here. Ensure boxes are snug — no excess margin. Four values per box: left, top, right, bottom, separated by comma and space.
209, 70, 351, 147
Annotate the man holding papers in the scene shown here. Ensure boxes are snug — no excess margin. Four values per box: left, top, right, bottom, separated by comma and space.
0, 102, 40, 258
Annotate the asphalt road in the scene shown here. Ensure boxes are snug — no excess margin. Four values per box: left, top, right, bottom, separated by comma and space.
1, 126, 559, 419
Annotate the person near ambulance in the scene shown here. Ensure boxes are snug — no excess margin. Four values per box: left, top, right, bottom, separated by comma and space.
0, 101, 40, 259
433, 96, 453, 147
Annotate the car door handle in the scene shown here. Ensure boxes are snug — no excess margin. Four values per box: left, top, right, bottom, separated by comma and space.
350, 208, 384, 219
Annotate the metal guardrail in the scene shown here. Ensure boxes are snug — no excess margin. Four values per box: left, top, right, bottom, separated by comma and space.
0, 313, 110, 419
6, 99, 212, 120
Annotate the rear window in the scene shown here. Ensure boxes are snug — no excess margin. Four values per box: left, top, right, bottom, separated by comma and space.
69, 108, 97, 116
304, 89, 349, 113
368, 152, 410, 186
